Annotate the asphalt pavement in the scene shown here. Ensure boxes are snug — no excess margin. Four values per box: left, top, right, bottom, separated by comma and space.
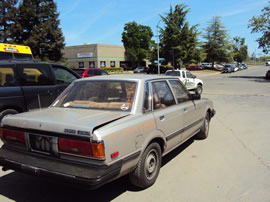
0, 65, 270, 202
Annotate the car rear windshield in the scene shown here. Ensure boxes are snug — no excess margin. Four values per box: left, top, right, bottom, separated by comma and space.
52, 80, 137, 112
73, 69, 85, 74
165, 71, 180, 76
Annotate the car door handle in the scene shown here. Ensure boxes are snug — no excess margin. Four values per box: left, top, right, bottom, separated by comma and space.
184, 108, 188, 112
159, 115, 165, 121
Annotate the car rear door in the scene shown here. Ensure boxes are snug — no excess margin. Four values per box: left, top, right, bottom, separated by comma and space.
0, 63, 25, 111
151, 80, 185, 150
16, 63, 58, 110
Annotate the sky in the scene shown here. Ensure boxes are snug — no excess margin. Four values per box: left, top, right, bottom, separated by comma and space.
55, 0, 269, 56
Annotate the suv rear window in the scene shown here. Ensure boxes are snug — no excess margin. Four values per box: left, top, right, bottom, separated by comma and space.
0, 67, 17, 86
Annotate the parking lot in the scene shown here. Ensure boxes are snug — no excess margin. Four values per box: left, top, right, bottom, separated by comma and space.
0, 65, 270, 202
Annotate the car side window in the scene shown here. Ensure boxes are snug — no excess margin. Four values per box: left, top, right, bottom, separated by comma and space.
0, 66, 18, 87
186, 71, 193, 78
152, 81, 176, 110
52, 65, 77, 84
169, 80, 189, 103
17, 64, 54, 86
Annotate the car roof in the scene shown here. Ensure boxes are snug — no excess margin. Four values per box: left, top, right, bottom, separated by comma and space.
0, 60, 62, 66
76, 74, 177, 82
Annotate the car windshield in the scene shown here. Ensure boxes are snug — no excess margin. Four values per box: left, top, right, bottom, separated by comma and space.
165, 71, 180, 76
52, 80, 137, 112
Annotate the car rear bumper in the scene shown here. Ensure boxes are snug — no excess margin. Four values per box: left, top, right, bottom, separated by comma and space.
0, 147, 122, 189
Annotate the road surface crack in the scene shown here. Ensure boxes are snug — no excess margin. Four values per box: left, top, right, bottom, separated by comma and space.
216, 117, 270, 172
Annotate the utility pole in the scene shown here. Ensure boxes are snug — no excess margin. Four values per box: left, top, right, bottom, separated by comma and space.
156, 20, 161, 74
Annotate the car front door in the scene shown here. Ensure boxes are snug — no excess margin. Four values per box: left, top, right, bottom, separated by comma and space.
17, 63, 58, 110
168, 79, 203, 141
51, 65, 79, 97
185, 71, 196, 89
151, 80, 185, 150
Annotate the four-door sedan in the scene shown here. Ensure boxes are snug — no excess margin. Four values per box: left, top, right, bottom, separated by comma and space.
0, 75, 215, 190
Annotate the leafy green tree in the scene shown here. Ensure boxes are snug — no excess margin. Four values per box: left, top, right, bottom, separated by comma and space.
232, 37, 248, 63
203, 16, 230, 67
249, 2, 270, 54
13, 0, 65, 61
122, 21, 153, 68
0, 0, 18, 42
159, 4, 200, 67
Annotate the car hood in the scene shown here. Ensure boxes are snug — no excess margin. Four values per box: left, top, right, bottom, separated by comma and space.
2, 107, 130, 136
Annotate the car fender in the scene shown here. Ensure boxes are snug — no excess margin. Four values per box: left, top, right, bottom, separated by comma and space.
138, 129, 167, 158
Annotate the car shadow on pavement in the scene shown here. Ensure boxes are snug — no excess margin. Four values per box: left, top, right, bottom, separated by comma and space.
229, 76, 270, 83
0, 138, 195, 202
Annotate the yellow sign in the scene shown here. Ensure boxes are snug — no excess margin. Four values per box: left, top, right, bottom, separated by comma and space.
0, 43, 32, 55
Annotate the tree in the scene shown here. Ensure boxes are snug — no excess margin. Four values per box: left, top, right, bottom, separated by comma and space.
13, 0, 65, 61
203, 16, 230, 66
232, 37, 248, 63
122, 21, 153, 68
0, 0, 18, 43
159, 4, 200, 67
249, 2, 270, 54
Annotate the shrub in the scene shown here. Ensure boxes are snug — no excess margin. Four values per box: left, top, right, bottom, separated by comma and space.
102, 67, 124, 73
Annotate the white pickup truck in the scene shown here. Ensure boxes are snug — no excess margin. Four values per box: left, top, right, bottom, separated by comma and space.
165, 70, 203, 94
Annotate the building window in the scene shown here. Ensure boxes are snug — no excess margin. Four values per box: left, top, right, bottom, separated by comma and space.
100, 61, 106, 68
78, 62, 84, 68
110, 61, 115, 67
89, 61, 95, 68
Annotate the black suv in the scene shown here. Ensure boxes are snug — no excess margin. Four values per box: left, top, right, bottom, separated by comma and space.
0, 61, 80, 122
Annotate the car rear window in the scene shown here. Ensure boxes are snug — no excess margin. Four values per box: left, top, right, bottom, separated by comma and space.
165, 71, 180, 76
0, 66, 17, 86
52, 80, 137, 112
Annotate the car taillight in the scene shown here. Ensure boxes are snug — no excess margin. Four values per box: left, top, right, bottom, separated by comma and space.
58, 138, 105, 159
0, 128, 26, 145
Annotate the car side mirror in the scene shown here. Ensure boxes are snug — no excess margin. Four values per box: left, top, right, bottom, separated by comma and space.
189, 93, 201, 100
193, 75, 196, 78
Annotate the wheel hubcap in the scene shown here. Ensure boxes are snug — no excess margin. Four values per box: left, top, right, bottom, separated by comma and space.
145, 149, 158, 180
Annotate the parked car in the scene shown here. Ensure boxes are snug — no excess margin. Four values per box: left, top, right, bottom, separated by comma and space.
214, 64, 224, 71
266, 59, 270, 66
165, 70, 203, 94
200, 63, 212, 69
133, 66, 148, 73
186, 65, 203, 71
0, 61, 80, 123
147, 65, 169, 74
266, 70, 270, 80
0, 74, 215, 190
73, 68, 108, 78
222, 65, 233, 73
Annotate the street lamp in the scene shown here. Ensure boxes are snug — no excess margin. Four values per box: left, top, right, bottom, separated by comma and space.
156, 20, 161, 74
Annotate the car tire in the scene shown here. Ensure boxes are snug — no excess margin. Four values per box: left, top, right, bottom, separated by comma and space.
196, 112, 210, 139
0, 109, 18, 124
195, 85, 203, 95
129, 142, 162, 189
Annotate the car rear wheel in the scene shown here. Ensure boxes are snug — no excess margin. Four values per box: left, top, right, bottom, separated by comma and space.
129, 142, 161, 189
196, 113, 210, 139
0, 109, 18, 123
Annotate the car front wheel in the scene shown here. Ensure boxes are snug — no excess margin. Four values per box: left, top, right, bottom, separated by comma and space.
129, 142, 161, 189
195, 85, 203, 95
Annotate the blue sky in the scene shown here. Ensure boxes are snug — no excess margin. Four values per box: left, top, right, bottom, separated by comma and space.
55, 0, 269, 56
